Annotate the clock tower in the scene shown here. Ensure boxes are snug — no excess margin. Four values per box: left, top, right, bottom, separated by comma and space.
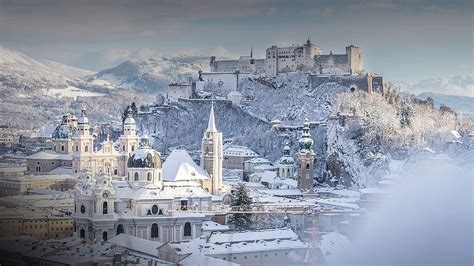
297, 119, 315, 190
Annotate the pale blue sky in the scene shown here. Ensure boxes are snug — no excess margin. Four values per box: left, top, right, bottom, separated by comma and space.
0, 0, 472, 81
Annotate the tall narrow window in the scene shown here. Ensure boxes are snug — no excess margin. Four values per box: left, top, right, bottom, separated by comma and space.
80, 229, 85, 238
184, 222, 191, 237
151, 223, 158, 238
116, 224, 124, 235
134, 173, 139, 181
147, 172, 152, 181
85, 146, 89, 152
103, 202, 108, 214
102, 231, 107, 241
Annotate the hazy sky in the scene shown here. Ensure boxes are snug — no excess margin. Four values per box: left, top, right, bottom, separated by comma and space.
0, 0, 472, 81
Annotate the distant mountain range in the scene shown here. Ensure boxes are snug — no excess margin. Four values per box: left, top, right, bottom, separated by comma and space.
89, 55, 209, 93
395, 76, 473, 97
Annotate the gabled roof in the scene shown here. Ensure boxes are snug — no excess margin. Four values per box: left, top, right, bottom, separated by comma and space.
162, 150, 209, 181
28, 150, 72, 161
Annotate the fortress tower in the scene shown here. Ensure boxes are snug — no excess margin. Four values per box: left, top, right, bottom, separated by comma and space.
200, 100, 223, 195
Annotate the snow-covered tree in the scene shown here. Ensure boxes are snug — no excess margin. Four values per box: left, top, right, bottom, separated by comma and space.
228, 183, 253, 230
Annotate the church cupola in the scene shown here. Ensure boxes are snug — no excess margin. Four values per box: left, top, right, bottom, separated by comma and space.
127, 135, 162, 189
278, 143, 295, 179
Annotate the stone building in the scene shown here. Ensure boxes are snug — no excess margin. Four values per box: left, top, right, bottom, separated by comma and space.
73, 102, 225, 243
210, 39, 364, 77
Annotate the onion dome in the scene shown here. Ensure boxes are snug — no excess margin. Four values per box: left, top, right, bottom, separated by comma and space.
123, 105, 136, 125
77, 108, 89, 125
278, 144, 295, 165
52, 114, 77, 139
127, 136, 161, 168
298, 118, 314, 153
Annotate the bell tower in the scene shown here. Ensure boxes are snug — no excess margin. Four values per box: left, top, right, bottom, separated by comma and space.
297, 119, 315, 190
200, 100, 223, 195
73, 107, 94, 174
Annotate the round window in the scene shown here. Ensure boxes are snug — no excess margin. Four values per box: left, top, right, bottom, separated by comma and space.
152, 205, 158, 215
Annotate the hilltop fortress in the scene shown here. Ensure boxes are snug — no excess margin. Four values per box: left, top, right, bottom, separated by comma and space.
210, 38, 363, 76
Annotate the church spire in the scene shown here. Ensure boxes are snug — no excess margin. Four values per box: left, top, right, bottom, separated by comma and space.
207, 98, 217, 132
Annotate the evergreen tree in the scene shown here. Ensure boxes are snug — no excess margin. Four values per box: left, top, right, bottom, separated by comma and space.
228, 183, 253, 230
130, 102, 138, 116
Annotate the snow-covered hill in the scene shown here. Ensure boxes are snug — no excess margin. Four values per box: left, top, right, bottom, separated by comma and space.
91, 55, 209, 93
0, 46, 152, 128
0, 46, 92, 91
396, 76, 473, 97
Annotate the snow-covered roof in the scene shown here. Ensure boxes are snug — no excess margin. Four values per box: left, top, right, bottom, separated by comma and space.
254, 164, 276, 171
260, 170, 277, 183
107, 234, 162, 257
319, 232, 352, 263
245, 157, 271, 164
450, 130, 462, 139
204, 228, 307, 255
28, 150, 72, 161
202, 221, 230, 232
259, 188, 302, 197
48, 166, 73, 175
162, 150, 209, 181
224, 145, 258, 157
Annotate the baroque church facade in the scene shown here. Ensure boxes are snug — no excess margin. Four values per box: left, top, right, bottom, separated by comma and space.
72, 103, 224, 242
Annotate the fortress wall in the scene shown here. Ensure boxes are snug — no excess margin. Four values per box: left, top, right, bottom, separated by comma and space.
309, 74, 374, 93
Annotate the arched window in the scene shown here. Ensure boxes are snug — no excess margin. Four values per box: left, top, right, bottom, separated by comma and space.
147, 172, 152, 181
114, 169, 118, 175
80, 205, 85, 214
80, 229, 85, 238
61, 145, 65, 151
122, 145, 125, 151
134, 173, 139, 181
116, 224, 124, 235
151, 223, 158, 238
103, 202, 108, 214
306, 164, 310, 170
152, 205, 158, 215
85, 146, 89, 152
102, 231, 107, 241
131, 145, 135, 151
76, 146, 78, 152
184, 222, 192, 237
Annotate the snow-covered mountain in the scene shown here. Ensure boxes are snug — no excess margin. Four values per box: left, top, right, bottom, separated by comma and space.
90, 55, 210, 93
0, 46, 152, 128
396, 76, 473, 97
0, 46, 94, 91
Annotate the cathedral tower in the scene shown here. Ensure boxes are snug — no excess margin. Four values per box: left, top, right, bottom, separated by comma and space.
72, 107, 94, 174
200, 100, 223, 195
297, 119, 315, 190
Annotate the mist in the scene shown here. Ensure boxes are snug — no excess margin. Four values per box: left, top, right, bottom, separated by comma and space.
329, 160, 473, 266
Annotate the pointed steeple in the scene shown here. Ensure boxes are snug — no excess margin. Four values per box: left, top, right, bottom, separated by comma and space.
207, 98, 217, 132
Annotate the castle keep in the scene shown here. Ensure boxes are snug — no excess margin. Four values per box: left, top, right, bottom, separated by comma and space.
210, 39, 363, 76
